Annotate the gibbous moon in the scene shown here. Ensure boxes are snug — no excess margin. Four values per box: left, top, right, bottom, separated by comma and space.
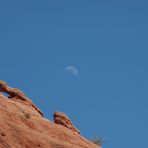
64, 66, 79, 76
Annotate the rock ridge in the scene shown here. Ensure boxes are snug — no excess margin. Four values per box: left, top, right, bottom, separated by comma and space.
0, 80, 100, 148
0, 80, 43, 116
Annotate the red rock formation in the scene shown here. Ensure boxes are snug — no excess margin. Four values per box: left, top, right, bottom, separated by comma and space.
0, 80, 43, 116
54, 112, 80, 134
0, 81, 101, 148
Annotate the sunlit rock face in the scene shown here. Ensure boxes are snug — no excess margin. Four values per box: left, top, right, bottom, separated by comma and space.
0, 80, 100, 148
53, 111, 80, 134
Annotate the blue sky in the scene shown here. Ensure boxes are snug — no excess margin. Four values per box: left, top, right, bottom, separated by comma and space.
0, 1, 148, 148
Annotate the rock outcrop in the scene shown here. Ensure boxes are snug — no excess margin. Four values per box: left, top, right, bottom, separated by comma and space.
0, 80, 43, 117
54, 112, 80, 134
0, 80, 101, 148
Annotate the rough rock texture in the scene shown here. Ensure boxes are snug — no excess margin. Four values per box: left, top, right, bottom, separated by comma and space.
0, 80, 43, 116
0, 81, 101, 148
54, 112, 80, 134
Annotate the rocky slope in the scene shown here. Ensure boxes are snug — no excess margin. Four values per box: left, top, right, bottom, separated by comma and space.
0, 81, 100, 148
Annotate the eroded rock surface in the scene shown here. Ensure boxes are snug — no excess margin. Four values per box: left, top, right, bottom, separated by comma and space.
0, 80, 100, 148
54, 112, 80, 134
0, 80, 43, 116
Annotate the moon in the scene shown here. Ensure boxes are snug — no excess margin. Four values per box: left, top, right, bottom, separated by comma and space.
64, 66, 79, 76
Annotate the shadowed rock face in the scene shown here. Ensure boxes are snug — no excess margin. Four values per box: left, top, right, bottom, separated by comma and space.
0, 81, 101, 148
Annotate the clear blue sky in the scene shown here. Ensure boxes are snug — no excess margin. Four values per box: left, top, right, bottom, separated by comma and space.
0, 1, 148, 148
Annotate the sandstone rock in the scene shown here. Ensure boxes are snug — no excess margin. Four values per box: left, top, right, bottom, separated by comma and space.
0, 81, 101, 148
53, 112, 80, 134
0, 80, 43, 117
0, 80, 7, 91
